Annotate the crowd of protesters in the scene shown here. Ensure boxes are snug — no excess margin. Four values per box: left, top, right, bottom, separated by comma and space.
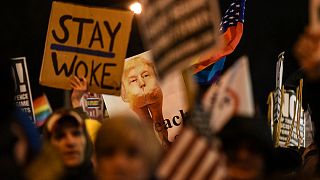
1, 1, 320, 179
0, 53, 320, 180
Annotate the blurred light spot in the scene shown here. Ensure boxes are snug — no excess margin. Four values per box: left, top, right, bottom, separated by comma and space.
130, 2, 142, 14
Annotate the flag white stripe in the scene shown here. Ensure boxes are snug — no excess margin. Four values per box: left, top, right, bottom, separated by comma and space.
156, 128, 195, 178
190, 150, 219, 180
171, 137, 207, 180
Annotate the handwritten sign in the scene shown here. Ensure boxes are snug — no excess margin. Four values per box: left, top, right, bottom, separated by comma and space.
40, 2, 133, 95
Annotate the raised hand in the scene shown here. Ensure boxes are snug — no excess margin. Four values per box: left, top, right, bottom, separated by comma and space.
70, 76, 88, 108
294, 27, 320, 80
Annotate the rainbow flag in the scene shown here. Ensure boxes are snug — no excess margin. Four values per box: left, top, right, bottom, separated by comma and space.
33, 94, 52, 127
193, 0, 246, 84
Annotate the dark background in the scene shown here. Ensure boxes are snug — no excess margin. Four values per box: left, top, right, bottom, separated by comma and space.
1, 0, 308, 118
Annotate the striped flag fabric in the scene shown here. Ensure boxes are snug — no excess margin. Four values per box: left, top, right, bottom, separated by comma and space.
33, 94, 52, 127
193, 0, 246, 84
156, 126, 226, 180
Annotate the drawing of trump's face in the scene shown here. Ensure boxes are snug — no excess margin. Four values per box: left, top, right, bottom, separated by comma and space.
121, 57, 163, 109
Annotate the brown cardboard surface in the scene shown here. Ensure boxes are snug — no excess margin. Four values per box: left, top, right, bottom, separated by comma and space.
40, 1, 133, 95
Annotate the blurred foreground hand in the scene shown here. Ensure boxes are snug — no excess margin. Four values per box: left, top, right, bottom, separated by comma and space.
294, 27, 320, 80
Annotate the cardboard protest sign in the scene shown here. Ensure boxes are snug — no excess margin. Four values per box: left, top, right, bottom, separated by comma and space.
202, 56, 254, 132
139, 0, 221, 78
40, 1, 133, 95
80, 92, 108, 122
103, 51, 187, 142
11, 57, 35, 123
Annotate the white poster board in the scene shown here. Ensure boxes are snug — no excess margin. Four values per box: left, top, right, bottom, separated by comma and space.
103, 51, 187, 142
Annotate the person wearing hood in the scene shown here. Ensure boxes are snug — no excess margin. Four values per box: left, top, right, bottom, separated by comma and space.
42, 108, 95, 180
94, 114, 162, 180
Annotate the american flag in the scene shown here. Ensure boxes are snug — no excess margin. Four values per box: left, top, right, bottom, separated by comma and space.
193, 0, 246, 84
155, 127, 226, 180
155, 1, 246, 178
220, 0, 245, 32
156, 102, 226, 180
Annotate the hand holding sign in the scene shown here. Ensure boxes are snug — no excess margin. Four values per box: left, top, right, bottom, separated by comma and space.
70, 76, 87, 108
294, 0, 320, 80
70, 76, 87, 90
294, 27, 320, 80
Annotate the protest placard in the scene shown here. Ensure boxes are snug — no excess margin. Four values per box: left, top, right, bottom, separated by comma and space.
11, 57, 35, 123
139, 0, 221, 78
40, 1, 133, 95
103, 51, 187, 142
202, 56, 254, 132
269, 90, 305, 147
80, 92, 108, 122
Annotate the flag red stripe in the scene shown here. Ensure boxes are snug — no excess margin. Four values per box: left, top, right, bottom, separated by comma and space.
189, 149, 220, 180
193, 23, 243, 73
204, 155, 222, 180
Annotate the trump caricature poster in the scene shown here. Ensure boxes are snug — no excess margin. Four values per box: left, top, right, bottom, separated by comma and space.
103, 51, 188, 144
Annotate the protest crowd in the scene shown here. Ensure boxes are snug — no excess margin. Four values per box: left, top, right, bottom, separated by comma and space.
2, 0, 320, 179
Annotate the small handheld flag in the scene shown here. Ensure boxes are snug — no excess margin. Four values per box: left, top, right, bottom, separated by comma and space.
193, 0, 246, 85
33, 94, 52, 127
